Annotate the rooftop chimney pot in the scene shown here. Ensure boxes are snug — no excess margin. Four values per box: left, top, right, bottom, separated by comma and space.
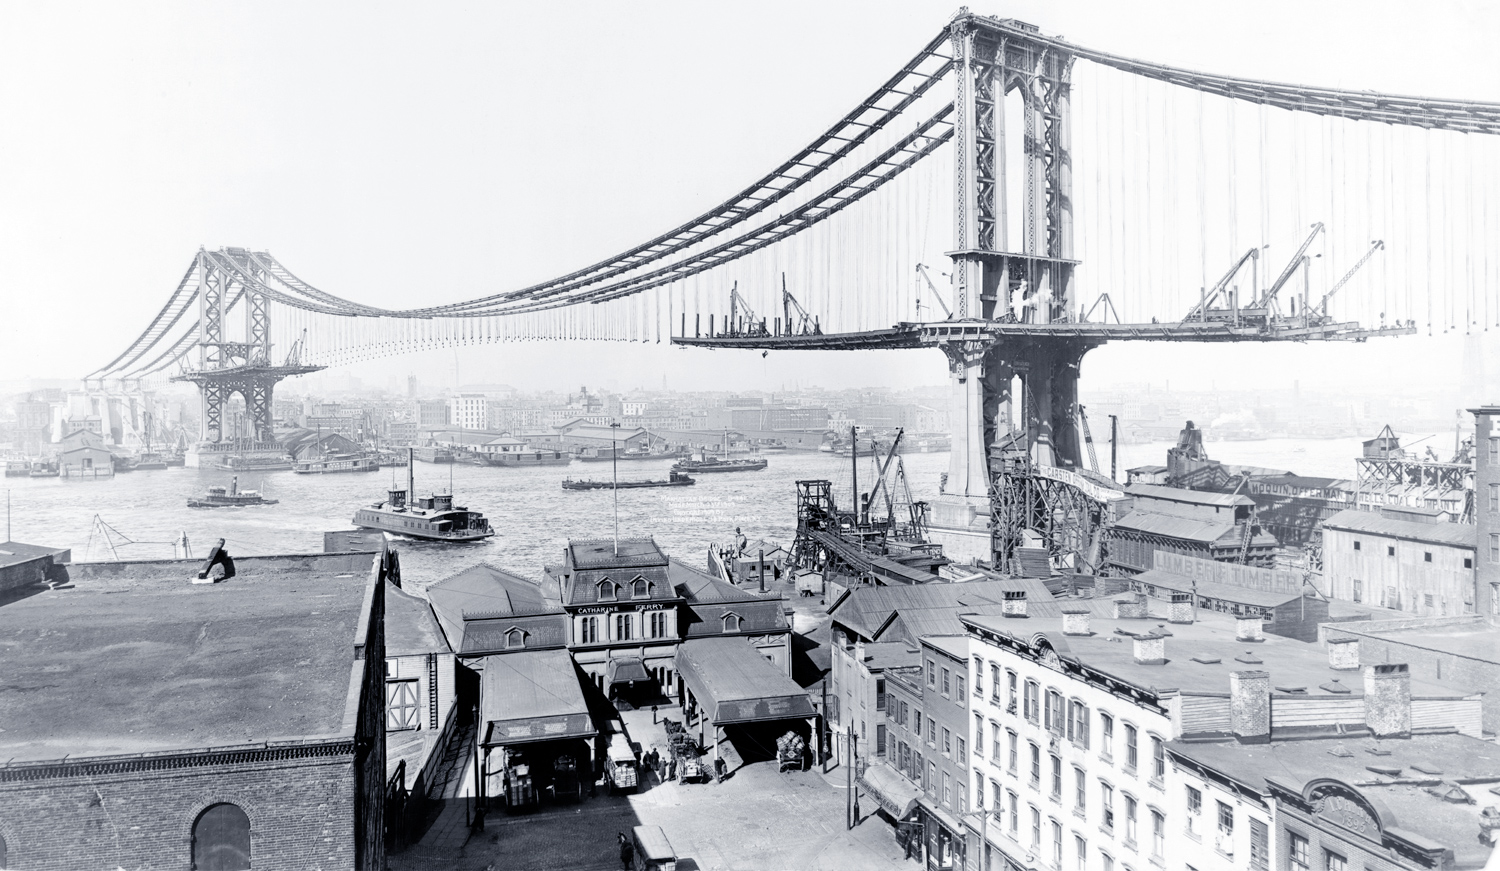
1167, 591, 1194, 624
1061, 607, 1091, 636
1133, 632, 1166, 665
1364, 663, 1412, 739
1236, 615, 1265, 643
1002, 590, 1028, 618
1229, 670, 1272, 744
1327, 637, 1360, 671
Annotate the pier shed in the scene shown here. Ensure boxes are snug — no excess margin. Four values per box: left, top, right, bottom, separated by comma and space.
675, 636, 818, 768
478, 648, 598, 807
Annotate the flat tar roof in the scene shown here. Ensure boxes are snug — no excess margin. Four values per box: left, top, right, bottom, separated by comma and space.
0, 555, 373, 764
0, 541, 69, 570
1335, 619, 1500, 664
1322, 509, 1475, 548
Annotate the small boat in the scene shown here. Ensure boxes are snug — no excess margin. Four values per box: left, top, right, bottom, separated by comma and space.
188, 476, 278, 508
28, 461, 59, 478
292, 453, 380, 474
4, 460, 29, 478
135, 452, 170, 471
671, 456, 768, 474
562, 471, 695, 490
351, 448, 494, 542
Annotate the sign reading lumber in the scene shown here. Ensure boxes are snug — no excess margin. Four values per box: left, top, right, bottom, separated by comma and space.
1152, 552, 1307, 595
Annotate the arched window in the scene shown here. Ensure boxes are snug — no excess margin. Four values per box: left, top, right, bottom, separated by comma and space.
0, 831, 7, 869
598, 580, 616, 601
632, 578, 649, 598
722, 612, 741, 633
505, 628, 527, 649
192, 803, 250, 870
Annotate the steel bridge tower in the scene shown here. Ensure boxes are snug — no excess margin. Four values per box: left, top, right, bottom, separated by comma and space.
172, 248, 322, 451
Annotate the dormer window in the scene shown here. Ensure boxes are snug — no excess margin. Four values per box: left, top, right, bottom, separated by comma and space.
504, 628, 527, 649
722, 612, 741, 633
632, 578, 650, 598
598, 580, 616, 601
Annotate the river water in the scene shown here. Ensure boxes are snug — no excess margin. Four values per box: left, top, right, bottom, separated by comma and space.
1, 434, 1422, 583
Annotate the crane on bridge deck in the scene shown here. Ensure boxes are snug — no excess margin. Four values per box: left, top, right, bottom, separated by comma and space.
914, 263, 952, 321
728, 282, 770, 338
1311, 239, 1385, 320
781, 275, 821, 336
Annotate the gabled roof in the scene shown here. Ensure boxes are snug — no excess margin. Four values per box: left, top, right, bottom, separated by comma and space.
1322, 509, 1475, 548
426, 563, 561, 651
1126, 483, 1255, 508
670, 559, 768, 604
386, 581, 451, 657
829, 578, 1057, 646
1112, 510, 1239, 545
675, 637, 815, 724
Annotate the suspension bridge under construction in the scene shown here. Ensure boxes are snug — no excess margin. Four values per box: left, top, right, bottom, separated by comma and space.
87, 10, 1500, 572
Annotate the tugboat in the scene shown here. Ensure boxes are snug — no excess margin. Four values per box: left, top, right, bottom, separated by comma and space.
562, 470, 696, 490
671, 455, 768, 474
188, 476, 278, 508
351, 448, 494, 542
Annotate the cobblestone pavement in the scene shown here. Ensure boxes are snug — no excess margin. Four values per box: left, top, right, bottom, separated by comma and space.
392, 701, 913, 871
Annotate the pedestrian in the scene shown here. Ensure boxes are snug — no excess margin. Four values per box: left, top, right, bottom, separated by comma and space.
620, 834, 635, 871
714, 756, 727, 781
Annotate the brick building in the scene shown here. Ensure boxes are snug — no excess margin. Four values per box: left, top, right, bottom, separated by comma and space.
1470, 405, 1500, 625
0, 550, 388, 871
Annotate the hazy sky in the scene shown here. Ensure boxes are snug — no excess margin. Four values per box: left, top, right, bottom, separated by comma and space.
2, 1, 1497, 394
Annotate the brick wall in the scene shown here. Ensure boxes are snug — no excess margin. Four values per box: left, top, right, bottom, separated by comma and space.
0, 749, 358, 870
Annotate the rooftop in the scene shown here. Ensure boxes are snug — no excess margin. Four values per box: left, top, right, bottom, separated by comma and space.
1172, 733, 1500, 869
567, 538, 668, 570
1126, 483, 1255, 508
676, 636, 816, 724
0, 541, 68, 571
0, 554, 374, 764
1330, 617, 1500, 665
854, 641, 921, 672
670, 558, 775, 605
387, 581, 450, 658
962, 607, 1472, 701
1112, 510, 1243, 545
1322, 508, 1476, 548
480, 648, 595, 745
1132, 568, 1311, 608
829, 578, 1057, 645
425, 563, 562, 651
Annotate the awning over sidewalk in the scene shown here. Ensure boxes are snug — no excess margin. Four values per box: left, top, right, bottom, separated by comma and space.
606, 656, 650, 686
859, 762, 922, 820
675, 636, 816, 725
480, 649, 597, 746
919, 796, 966, 837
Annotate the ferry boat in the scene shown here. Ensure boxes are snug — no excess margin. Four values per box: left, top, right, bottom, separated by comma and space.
292, 453, 380, 474
671, 456, 768, 474
561, 471, 695, 490
485, 449, 572, 467
188, 476, 278, 508
215, 455, 293, 472
351, 449, 494, 542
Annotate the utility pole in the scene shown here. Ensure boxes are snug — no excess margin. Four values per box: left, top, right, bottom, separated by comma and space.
846, 720, 855, 829
1108, 414, 1119, 482
611, 420, 621, 554
850, 425, 860, 527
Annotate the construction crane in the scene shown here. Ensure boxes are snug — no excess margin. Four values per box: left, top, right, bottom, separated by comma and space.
1185, 247, 1259, 321
1312, 240, 1385, 319
866, 430, 905, 526
1257, 223, 1325, 314
283, 329, 307, 367
1077, 406, 1100, 474
728, 282, 768, 336
914, 264, 953, 320
781, 274, 820, 335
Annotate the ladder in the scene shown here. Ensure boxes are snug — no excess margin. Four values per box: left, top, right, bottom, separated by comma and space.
1078, 406, 1100, 474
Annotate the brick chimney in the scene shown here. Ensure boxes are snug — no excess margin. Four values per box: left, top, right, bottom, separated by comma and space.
1061, 607, 1092, 636
1002, 590, 1028, 618
1327, 637, 1360, 671
1133, 632, 1166, 665
1113, 592, 1147, 620
1236, 615, 1264, 643
1167, 591, 1194, 624
1229, 670, 1272, 744
1364, 663, 1412, 739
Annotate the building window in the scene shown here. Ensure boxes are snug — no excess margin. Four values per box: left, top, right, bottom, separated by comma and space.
1466, 557, 1474, 569
958, 737, 967, 765
975, 714, 985, 756
1052, 820, 1064, 867
1289, 833, 1310, 871
929, 718, 937, 745
1124, 724, 1138, 771
1186, 786, 1202, 837
1101, 782, 1115, 832
721, 613, 740, 632
1030, 742, 1042, 787
1101, 851, 1113, 871
958, 778, 967, 814
915, 710, 923, 736
1009, 791, 1020, 834
598, 581, 616, 601
1150, 810, 1165, 859
580, 616, 599, 643
1490, 437, 1499, 465
192, 803, 251, 871
1123, 795, 1137, 845
877, 679, 887, 712
1075, 835, 1087, 871
992, 720, 1003, 760
1491, 483, 1499, 513
1075, 767, 1087, 812
1217, 802, 1235, 857
1324, 850, 1346, 871
1424, 551, 1433, 563
615, 613, 634, 640
1491, 533, 1499, 564
876, 724, 887, 757
1351, 579, 1362, 603
1045, 689, 1065, 734
943, 727, 952, 757
386, 679, 420, 731
1007, 729, 1018, 773
956, 674, 966, 698
974, 656, 985, 696
633, 578, 650, 598
1008, 670, 1019, 712
1024, 679, 1040, 722
928, 761, 937, 794
1100, 712, 1114, 760
1150, 735, 1165, 781
1352, 540, 1361, 551
943, 771, 952, 807
648, 611, 668, 638
941, 666, 952, 697
1050, 754, 1063, 799
1031, 806, 1042, 849
991, 662, 1002, 700
1068, 700, 1090, 748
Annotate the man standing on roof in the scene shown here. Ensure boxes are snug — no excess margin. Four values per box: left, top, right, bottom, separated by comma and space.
734, 527, 747, 557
